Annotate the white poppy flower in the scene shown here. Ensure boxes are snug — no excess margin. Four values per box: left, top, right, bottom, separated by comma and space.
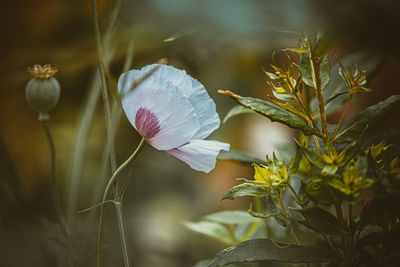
118, 64, 230, 173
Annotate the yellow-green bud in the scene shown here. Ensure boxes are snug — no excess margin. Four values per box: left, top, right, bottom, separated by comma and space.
25, 64, 61, 121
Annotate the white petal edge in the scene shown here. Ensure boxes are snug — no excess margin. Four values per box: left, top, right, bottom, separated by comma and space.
167, 140, 230, 173
119, 72, 201, 150
136, 64, 221, 139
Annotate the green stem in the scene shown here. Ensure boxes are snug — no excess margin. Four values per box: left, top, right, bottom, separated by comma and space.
240, 221, 261, 242
97, 138, 146, 267
321, 233, 342, 260
90, 0, 115, 168
42, 121, 73, 266
274, 189, 300, 246
287, 183, 301, 203
308, 52, 328, 145
348, 205, 355, 265
332, 93, 353, 141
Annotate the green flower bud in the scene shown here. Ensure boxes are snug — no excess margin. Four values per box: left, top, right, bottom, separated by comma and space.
25, 64, 61, 121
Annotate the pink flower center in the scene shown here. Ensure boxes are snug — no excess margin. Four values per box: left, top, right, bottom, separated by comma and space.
135, 107, 161, 140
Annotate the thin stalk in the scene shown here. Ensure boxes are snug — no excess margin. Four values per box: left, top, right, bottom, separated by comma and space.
294, 85, 322, 154
348, 205, 355, 264
90, 1, 129, 266
308, 52, 328, 145
321, 233, 342, 260
42, 121, 73, 266
287, 183, 301, 202
90, 0, 115, 168
97, 138, 146, 267
296, 94, 322, 155
332, 94, 353, 140
274, 189, 300, 246
240, 221, 261, 242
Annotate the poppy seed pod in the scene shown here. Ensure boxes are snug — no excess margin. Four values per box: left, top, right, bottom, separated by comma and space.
25, 64, 61, 121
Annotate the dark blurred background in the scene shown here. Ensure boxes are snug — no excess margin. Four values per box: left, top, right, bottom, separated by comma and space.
0, 0, 399, 266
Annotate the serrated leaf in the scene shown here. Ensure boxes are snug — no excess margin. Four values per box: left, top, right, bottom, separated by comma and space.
320, 56, 331, 89
207, 238, 337, 266
310, 52, 383, 115
222, 105, 254, 124
221, 183, 271, 201
203, 210, 261, 225
335, 95, 400, 143
183, 221, 235, 245
296, 207, 349, 235
217, 150, 266, 165
219, 90, 320, 136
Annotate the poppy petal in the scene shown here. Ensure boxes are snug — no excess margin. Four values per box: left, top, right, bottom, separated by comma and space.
139, 64, 221, 139
167, 140, 230, 173
119, 72, 201, 150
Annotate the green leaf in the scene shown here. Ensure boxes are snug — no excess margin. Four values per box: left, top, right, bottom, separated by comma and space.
207, 238, 337, 266
320, 56, 331, 90
289, 146, 303, 175
183, 221, 235, 245
219, 90, 320, 136
357, 197, 400, 230
271, 99, 310, 122
299, 54, 315, 88
358, 227, 400, 248
222, 105, 254, 124
271, 88, 295, 101
310, 52, 383, 115
283, 48, 309, 54
248, 197, 281, 219
193, 259, 212, 267
262, 68, 279, 80
313, 32, 340, 58
217, 150, 266, 165
294, 139, 326, 169
203, 210, 261, 225
296, 207, 349, 235
221, 183, 271, 201
322, 164, 338, 176
248, 209, 280, 220
305, 180, 335, 206
335, 95, 400, 143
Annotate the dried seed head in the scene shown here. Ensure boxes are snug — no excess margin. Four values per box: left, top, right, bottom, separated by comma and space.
25, 64, 61, 121
28, 64, 58, 79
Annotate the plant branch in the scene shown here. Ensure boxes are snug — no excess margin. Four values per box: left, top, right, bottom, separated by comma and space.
97, 138, 146, 267
308, 52, 328, 145
42, 121, 73, 266
332, 93, 353, 140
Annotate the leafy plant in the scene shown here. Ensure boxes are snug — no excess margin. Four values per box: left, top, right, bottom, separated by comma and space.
188, 32, 400, 266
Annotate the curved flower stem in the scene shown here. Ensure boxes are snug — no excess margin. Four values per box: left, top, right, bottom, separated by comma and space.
42, 121, 73, 265
97, 138, 146, 267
